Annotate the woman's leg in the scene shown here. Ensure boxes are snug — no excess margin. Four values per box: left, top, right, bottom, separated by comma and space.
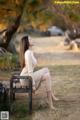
47, 91, 55, 109
33, 67, 58, 109
43, 71, 58, 99
42, 71, 58, 109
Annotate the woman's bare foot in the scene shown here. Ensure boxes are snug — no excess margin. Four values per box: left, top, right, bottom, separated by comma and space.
47, 98, 57, 110
32, 86, 36, 94
52, 93, 59, 101
49, 105, 56, 110
47, 91, 57, 110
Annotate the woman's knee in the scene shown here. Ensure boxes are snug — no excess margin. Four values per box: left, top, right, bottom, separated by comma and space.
44, 67, 50, 74
42, 72, 51, 80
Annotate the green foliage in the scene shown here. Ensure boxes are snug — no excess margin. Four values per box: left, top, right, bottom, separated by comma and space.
0, 0, 80, 31
69, 13, 80, 22
27, 0, 38, 4
0, 0, 5, 4
0, 53, 19, 70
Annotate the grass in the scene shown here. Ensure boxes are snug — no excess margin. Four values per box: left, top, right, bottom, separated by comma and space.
0, 65, 80, 120
50, 65, 80, 80
11, 99, 30, 119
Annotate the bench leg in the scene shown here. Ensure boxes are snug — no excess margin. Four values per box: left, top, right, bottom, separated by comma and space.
28, 79, 32, 114
10, 77, 15, 102
13, 91, 15, 100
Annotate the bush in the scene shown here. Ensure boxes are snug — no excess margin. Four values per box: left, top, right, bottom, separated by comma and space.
0, 53, 19, 70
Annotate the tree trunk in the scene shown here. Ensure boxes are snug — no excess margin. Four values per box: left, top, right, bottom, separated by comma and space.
0, 15, 21, 49
0, 0, 26, 50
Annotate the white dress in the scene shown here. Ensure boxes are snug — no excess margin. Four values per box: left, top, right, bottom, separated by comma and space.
20, 49, 49, 89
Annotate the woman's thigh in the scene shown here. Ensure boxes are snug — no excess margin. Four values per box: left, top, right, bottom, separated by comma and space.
33, 67, 49, 81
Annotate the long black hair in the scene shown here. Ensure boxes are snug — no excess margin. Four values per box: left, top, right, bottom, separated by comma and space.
20, 36, 30, 69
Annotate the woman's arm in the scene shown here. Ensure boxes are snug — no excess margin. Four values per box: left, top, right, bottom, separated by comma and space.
25, 51, 33, 75
25, 50, 35, 87
31, 51, 37, 66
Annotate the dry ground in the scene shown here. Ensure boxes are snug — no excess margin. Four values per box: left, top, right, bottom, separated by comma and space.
10, 65, 80, 120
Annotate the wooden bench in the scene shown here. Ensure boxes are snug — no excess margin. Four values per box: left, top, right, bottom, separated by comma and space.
10, 74, 33, 114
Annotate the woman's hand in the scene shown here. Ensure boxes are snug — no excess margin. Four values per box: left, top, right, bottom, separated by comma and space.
32, 85, 36, 94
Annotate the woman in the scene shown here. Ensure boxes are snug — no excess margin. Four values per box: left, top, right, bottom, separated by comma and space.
19, 36, 58, 110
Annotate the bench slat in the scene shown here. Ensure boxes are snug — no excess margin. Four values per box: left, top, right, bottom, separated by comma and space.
12, 75, 32, 80
13, 87, 30, 93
